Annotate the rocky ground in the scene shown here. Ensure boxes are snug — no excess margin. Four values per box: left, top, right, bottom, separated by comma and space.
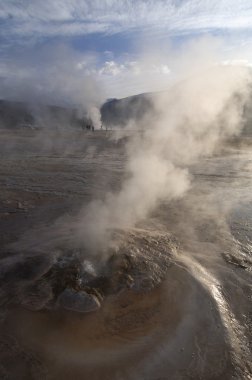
0, 129, 252, 379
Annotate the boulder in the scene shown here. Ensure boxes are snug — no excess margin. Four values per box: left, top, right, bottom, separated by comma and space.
57, 288, 100, 313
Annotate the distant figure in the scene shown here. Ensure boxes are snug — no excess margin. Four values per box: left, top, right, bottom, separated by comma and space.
100, 124, 103, 130
92, 126, 94, 132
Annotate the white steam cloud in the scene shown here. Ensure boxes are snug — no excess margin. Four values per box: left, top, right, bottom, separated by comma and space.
76, 38, 251, 255
87, 106, 102, 129
0, 43, 103, 127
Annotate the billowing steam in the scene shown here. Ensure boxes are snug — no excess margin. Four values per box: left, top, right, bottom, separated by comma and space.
3, 38, 251, 257
0, 43, 103, 127
77, 40, 251, 255
87, 106, 102, 129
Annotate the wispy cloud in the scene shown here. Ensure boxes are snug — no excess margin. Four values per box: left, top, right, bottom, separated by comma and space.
0, 43, 104, 106
0, 43, 172, 101
97, 59, 172, 98
1, 1, 252, 99
1, 0, 252, 43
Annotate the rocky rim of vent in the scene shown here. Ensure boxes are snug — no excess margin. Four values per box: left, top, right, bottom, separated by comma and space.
1, 230, 178, 314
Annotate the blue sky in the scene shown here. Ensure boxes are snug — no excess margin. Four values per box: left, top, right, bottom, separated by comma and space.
1, 0, 252, 101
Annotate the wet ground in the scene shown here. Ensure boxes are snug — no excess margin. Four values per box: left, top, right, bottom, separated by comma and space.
0, 129, 252, 379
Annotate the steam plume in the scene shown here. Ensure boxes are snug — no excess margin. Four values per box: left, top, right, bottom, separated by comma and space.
77, 39, 251, 255
0, 43, 103, 127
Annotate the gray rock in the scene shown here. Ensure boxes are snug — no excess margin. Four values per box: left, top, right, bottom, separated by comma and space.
57, 288, 100, 313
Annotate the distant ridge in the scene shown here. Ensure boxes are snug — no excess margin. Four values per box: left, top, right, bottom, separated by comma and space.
101, 93, 153, 128
1, 89, 251, 136
0, 100, 88, 130
0, 92, 154, 130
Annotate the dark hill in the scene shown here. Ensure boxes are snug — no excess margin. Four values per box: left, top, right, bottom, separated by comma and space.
0, 100, 88, 130
100, 93, 154, 128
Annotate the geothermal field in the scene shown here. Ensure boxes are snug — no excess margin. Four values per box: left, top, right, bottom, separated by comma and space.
0, 64, 252, 380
